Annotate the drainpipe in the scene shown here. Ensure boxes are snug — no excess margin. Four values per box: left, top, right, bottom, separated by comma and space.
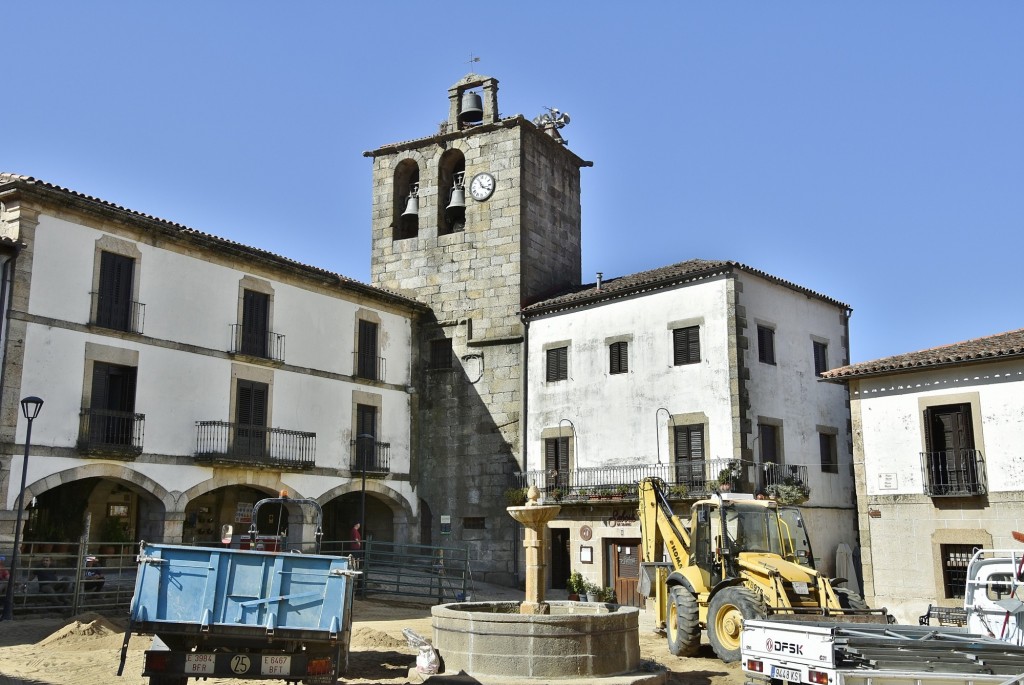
517, 312, 530, 586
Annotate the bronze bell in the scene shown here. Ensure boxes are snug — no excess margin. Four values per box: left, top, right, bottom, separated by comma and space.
458, 91, 483, 124
446, 186, 466, 211
401, 194, 419, 218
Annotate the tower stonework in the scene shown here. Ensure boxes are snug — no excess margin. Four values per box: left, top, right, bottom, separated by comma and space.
365, 74, 588, 583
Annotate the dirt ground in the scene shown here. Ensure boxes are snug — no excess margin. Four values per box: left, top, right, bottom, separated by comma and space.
0, 600, 745, 685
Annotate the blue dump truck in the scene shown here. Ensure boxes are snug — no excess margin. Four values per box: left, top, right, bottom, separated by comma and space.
117, 497, 358, 685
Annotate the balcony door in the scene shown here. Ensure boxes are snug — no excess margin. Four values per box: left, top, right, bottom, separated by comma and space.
235, 380, 268, 459
242, 290, 269, 357
545, 437, 570, 489
357, 320, 379, 380
97, 252, 134, 331
356, 404, 377, 471
673, 424, 705, 488
925, 403, 978, 494
90, 362, 137, 447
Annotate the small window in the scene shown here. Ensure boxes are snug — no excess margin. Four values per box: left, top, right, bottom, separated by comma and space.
941, 543, 979, 599
609, 341, 628, 375
429, 339, 453, 370
546, 347, 568, 382
757, 325, 775, 365
813, 341, 828, 376
96, 252, 136, 332
463, 517, 486, 530
819, 432, 838, 473
673, 326, 700, 366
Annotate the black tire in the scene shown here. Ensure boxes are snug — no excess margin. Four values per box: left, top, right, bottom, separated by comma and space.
707, 586, 766, 663
835, 587, 869, 610
149, 678, 187, 685
665, 585, 701, 657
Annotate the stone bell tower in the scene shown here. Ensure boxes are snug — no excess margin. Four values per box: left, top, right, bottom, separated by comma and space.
364, 74, 590, 584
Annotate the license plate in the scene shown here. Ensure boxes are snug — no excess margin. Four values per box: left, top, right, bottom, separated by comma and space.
262, 655, 292, 675
185, 653, 216, 674
772, 666, 801, 682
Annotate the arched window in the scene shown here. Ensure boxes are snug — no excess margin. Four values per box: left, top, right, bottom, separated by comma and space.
437, 149, 466, 236
393, 159, 420, 240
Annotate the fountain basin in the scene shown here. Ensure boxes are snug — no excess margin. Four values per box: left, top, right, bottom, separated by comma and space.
431, 601, 642, 679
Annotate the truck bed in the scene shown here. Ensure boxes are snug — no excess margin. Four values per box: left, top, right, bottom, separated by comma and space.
741, 619, 1024, 683
129, 543, 356, 644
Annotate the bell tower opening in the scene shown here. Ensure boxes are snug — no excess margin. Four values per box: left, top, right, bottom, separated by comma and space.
393, 159, 420, 241
438, 149, 466, 235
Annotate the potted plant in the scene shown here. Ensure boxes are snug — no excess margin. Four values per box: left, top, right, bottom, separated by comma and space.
717, 461, 740, 492
668, 483, 688, 499
584, 580, 601, 602
504, 487, 528, 507
100, 517, 133, 554
547, 488, 563, 502
766, 475, 811, 505
598, 586, 617, 604
613, 484, 631, 499
566, 571, 585, 601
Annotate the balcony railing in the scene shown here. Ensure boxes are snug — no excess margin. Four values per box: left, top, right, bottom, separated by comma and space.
90, 292, 145, 334
350, 439, 391, 475
195, 421, 315, 469
78, 409, 145, 456
513, 458, 739, 502
921, 449, 986, 497
229, 324, 285, 362
353, 352, 385, 381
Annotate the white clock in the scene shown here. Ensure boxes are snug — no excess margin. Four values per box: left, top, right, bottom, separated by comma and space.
469, 172, 495, 201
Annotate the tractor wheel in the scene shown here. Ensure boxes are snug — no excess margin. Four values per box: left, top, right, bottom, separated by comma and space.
835, 587, 869, 610
708, 586, 766, 663
665, 585, 701, 657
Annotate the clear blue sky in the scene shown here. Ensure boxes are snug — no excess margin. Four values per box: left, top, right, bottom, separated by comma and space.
4, 3, 1021, 364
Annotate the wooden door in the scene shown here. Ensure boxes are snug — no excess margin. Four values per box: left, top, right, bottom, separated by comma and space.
610, 539, 642, 607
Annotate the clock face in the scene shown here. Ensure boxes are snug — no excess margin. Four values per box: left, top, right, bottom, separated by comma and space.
469, 173, 495, 201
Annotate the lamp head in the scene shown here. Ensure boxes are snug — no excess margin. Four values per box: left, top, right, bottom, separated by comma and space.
20, 396, 43, 420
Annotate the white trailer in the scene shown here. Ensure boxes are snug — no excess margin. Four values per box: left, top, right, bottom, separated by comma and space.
964, 547, 1024, 647
741, 618, 1024, 685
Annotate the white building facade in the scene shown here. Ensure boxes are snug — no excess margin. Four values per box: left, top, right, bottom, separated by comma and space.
0, 174, 425, 551
521, 259, 858, 602
822, 328, 1024, 624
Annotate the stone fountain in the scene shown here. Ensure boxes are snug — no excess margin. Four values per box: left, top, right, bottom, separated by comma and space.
424, 486, 665, 684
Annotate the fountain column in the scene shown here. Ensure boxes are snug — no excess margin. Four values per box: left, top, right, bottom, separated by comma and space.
508, 484, 560, 615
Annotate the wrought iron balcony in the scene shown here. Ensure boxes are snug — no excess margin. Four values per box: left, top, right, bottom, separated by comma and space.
195, 421, 315, 469
350, 438, 391, 475
513, 458, 739, 503
78, 408, 145, 456
353, 352, 386, 381
229, 324, 285, 362
921, 449, 986, 497
90, 292, 145, 334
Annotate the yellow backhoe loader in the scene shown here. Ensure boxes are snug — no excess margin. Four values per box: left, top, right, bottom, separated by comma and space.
638, 477, 887, 662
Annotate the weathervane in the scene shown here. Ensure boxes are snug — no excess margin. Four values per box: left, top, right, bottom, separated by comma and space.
467, 54, 480, 71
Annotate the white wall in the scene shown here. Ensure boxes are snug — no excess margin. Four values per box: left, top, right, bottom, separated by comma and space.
11, 208, 416, 509
526, 277, 736, 470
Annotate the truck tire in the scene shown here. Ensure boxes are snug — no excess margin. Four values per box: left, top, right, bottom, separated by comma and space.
666, 585, 701, 657
835, 587, 869, 610
708, 586, 766, 663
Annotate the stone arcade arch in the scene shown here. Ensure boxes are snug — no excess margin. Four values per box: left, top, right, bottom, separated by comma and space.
319, 480, 415, 552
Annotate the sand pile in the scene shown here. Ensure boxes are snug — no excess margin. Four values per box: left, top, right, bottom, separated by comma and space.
37, 612, 125, 650
350, 626, 409, 650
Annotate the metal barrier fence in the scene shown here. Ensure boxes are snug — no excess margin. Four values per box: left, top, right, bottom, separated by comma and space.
0, 537, 471, 616
1, 542, 138, 617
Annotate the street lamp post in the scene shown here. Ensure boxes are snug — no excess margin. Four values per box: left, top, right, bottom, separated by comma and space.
2, 396, 44, 621
354, 434, 375, 534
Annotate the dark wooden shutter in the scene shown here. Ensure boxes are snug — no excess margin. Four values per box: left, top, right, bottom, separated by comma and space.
673, 425, 704, 483
98, 252, 134, 331
673, 326, 700, 365
813, 341, 828, 375
545, 437, 570, 480
546, 347, 568, 381
242, 291, 270, 357
235, 380, 268, 458
610, 341, 628, 374
758, 326, 775, 364
760, 424, 778, 465
356, 404, 377, 470
358, 320, 379, 379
